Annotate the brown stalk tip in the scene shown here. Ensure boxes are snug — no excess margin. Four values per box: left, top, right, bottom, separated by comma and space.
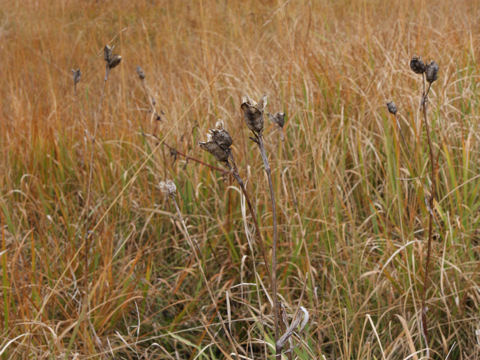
199, 120, 233, 163
268, 112, 285, 128
241, 95, 267, 135
425, 61, 439, 84
410, 55, 426, 74
71, 69, 81, 85
386, 101, 397, 115
136, 65, 145, 80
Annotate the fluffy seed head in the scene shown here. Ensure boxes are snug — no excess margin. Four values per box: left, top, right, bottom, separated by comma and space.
159, 180, 177, 196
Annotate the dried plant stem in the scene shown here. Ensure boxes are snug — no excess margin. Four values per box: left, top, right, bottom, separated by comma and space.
420, 78, 435, 347
169, 194, 239, 359
227, 154, 271, 280
83, 69, 109, 298
254, 134, 280, 359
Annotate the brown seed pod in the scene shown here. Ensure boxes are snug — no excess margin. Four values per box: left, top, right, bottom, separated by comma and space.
386, 101, 397, 115
241, 95, 267, 135
410, 56, 426, 74
268, 112, 285, 128
425, 61, 439, 83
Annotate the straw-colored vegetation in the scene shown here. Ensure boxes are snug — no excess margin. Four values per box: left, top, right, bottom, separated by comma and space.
1, 0, 480, 358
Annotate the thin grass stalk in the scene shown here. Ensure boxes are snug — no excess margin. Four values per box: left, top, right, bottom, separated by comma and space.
168, 191, 239, 359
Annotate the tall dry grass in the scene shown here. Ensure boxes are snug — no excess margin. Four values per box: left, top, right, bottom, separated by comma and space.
1, 0, 480, 358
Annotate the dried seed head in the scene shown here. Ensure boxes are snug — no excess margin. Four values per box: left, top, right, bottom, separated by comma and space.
199, 140, 229, 162
425, 61, 439, 83
136, 65, 145, 80
108, 55, 122, 70
71, 69, 81, 86
210, 128, 233, 151
199, 122, 233, 162
159, 180, 177, 196
268, 112, 285, 128
241, 95, 267, 134
104, 45, 113, 63
386, 101, 397, 115
410, 56, 426, 74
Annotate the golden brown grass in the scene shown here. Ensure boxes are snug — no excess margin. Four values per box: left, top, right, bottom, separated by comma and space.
1, 0, 480, 358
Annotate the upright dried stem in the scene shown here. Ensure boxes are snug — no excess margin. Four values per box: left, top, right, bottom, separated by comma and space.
420, 76, 436, 348
254, 133, 280, 359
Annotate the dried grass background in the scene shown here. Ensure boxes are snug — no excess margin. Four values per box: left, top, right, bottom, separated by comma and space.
1, 0, 480, 358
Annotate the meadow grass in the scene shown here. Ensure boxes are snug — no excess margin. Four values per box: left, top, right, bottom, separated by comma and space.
1, 0, 480, 358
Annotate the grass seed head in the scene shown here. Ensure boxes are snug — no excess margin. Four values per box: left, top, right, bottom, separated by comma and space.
386, 101, 397, 115
425, 61, 439, 83
410, 55, 426, 74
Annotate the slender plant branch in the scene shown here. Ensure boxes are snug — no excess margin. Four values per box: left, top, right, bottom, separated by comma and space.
253, 132, 280, 359
420, 76, 436, 345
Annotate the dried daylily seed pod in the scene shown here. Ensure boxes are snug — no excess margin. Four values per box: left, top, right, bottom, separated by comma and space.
425, 61, 439, 84
386, 101, 397, 115
108, 55, 122, 70
241, 95, 267, 135
268, 112, 285, 128
210, 121, 233, 151
410, 56, 426, 74
104, 45, 113, 63
72, 69, 81, 86
199, 121, 233, 163
136, 65, 145, 80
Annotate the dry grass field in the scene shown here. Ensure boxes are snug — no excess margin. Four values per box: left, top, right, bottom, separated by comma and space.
1, 0, 480, 358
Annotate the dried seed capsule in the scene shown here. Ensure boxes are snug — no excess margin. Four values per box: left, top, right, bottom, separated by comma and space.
108, 55, 122, 70
386, 102, 397, 115
199, 139, 229, 162
104, 45, 113, 63
136, 66, 145, 80
241, 95, 266, 134
410, 56, 426, 74
72, 69, 81, 86
268, 112, 285, 128
425, 61, 439, 83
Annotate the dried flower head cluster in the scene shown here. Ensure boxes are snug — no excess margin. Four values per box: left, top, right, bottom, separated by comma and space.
410, 55, 439, 84
159, 180, 177, 196
104, 45, 122, 70
241, 95, 267, 135
386, 101, 397, 115
199, 121, 233, 163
